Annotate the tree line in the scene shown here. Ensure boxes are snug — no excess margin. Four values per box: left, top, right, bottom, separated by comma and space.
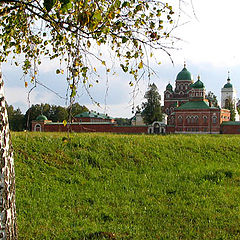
7, 103, 88, 131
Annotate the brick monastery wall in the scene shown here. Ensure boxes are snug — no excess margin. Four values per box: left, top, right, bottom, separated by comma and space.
42, 123, 148, 134
221, 125, 240, 134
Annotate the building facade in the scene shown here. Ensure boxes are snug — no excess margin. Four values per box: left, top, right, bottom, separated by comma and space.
164, 66, 232, 134
221, 74, 239, 121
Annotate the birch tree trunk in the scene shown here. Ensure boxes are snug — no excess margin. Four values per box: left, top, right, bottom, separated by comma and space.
0, 71, 17, 239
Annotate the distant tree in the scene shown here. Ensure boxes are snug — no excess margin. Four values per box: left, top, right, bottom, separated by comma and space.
25, 103, 88, 128
224, 98, 236, 121
25, 104, 44, 130
135, 105, 142, 114
7, 105, 25, 131
206, 91, 218, 107
115, 118, 131, 126
70, 103, 88, 117
51, 105, 68, 122
141, 83, 162, 124
237, 100, 240, 115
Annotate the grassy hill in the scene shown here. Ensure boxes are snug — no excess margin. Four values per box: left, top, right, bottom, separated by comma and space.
12, 132, 240, 239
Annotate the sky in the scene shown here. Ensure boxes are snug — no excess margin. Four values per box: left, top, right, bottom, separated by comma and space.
3, 0, 240, 118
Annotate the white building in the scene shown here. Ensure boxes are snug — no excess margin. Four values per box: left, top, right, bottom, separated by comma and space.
221, 74, 239, 121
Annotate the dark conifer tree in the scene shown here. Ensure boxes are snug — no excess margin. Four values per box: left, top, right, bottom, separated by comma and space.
142, 83, 162, 124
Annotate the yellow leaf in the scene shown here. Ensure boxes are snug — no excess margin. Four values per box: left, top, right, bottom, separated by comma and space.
138, 61, 143, 69
87, 40, 91, 48
107, 69, 110, 72
25, 82, 28, 88
63, 120, 67, 127
61, 70, 64, 74
94, 67, 97, 72
150, 52, 153, 58
97, 41, 101, 46
102, 61, 106, 66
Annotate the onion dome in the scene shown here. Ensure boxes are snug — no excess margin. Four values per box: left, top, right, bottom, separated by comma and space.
36, 115, 48, 121
166, 83, 173, 92
176, 63, 192, 81
223, 73, 233, 88
191, 75, 205, 89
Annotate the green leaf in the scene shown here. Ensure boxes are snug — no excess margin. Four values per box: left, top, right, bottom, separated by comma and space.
120, 64, 128, 72
60, 0, 72, 11
93, 11, 102, 21
43, 0, 56, 12
122, 37, 128, 44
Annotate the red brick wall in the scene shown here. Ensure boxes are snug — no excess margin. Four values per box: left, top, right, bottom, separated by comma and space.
32, 121, 46, 131
40, 123, 148, 134
166, 125, 175, 133
174, 109, 221, 133
221, 125, 240, 134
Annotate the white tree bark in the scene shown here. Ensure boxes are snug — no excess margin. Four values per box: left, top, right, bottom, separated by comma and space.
0, 71, 17, 239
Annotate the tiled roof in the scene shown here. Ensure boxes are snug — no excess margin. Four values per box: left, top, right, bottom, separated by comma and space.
221, 121, 240, 126
177, 101, 214, 110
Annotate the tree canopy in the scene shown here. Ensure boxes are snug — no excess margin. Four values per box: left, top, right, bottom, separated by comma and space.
206, 91, 218, 108
224, 98, 236, 121
0, 0, 181, 105
141, 83, 162, 124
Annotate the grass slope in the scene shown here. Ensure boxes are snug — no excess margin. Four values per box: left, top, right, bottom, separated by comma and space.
12, 132, 240, 239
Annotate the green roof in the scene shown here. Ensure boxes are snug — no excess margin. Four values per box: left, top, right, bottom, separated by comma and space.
221, 121, 240, 126
177, 101, 212, 110
191, 79, 205, 89
223, 78, 233, 88
176, 67, 192, 81
166, 83, 173, 92
74, 111, 113, 119
36, 115, 48, 121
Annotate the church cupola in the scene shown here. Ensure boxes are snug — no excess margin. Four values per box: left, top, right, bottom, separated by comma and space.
176, 63, 192, 81
175, 63, 193, 94
189, 75, 205, 101
223, 72, 233, 89
166, 83, 173, 92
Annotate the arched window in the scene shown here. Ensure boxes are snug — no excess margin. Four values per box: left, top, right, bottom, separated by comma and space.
203, 116, 207, 124
225, 99, 230, 108
34, 124, 42, 132
187, 116, 191, 124
195, 116, 199, 124
212, 116, 217, 124
191, 116, 195, 124
178, 115, 183, 124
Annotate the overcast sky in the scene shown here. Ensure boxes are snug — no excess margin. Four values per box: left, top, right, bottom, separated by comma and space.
3, 0, 240, 118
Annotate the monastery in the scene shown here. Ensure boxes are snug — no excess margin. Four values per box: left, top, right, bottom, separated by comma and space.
32, 64, 240, 134
163, 64, 239, 134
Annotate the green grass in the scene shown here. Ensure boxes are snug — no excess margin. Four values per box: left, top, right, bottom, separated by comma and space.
12, 132, 240, 239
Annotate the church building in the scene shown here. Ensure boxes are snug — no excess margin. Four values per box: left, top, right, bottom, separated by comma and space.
164, 65, 232, 134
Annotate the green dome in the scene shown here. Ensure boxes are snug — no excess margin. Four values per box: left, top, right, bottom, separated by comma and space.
191, 79, 205, 89
176, 67, 192, 81
223, 78, 233, 88
36, 115, 48, 121
166, 83, 173, 92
